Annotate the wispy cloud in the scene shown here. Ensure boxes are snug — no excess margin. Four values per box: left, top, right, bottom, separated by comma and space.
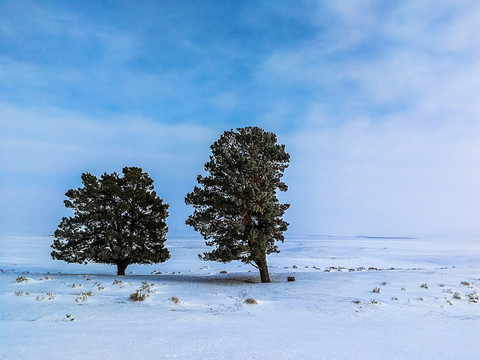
284, 116, 480, 237
263, 1, 480, 236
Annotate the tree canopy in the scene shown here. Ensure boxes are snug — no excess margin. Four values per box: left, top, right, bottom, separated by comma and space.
51, 167, 170, 275
185, 127, 290, 282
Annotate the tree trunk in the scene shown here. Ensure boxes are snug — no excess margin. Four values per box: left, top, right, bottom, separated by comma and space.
116, 261, 129, 276
256, 258, 271, 283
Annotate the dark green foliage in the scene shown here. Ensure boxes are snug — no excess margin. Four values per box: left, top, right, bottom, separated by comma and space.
185, 127, 290, 283
51, 167, 170, 275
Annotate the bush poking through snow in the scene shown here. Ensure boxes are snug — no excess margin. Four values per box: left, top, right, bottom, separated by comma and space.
75, 291, 94, 302
170, 296, 181, 304
140, 281, 155, 293
420, 283, 428, 289
372, 287, 381, 293
453, 292, 461, 300
36, 292, 56, 301
244, 298, 258, 305
130, 290, 149, 302
14, 276, 30, 283
468, 292, 479, 303
461, 281, 471, 287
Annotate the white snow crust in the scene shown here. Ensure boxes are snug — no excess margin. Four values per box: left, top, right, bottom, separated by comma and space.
1, 234, 479, 359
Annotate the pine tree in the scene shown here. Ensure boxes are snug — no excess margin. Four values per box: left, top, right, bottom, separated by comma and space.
185, 127, 290, 283
51, 167, 170, 275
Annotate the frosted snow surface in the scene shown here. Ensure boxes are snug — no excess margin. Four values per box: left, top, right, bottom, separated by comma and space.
1, 234, 479, 359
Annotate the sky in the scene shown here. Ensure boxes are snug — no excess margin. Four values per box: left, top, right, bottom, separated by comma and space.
1, 0, 480, 238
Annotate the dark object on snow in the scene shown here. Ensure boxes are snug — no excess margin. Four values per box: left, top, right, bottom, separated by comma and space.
287, 276, 296, 282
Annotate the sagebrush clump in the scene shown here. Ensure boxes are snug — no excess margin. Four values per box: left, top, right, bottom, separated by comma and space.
140, 281, 155, 293
75, 291, 94, 302
468, 292, 479, 303
130, 290, 149, 302
170, 296, 181, 304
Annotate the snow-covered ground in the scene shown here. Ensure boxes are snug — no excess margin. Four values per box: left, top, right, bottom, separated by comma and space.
1, 234, 479, 359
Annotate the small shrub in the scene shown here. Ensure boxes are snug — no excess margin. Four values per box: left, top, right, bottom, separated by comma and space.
453, 292, 461, 300
468, 292, 479, 303
287, 276, 296, 282
14, 276, 30, 283
70, 283, 82, 289
113, 279, 124, 285
420, 283, 428, 289
391, 297, 399, 301
461, 281, 471, 287
15, 291, 24, 296
370, 299, 379, 304
75, 291, 94, 302
170, 296, 181, 304
36, 292, 56, 301
130, 290, 149, 302
353, 300, 361, 304
373, 287, 381, 293
381, 282, 389, 286
401, 287, 406, 291
244, 298, 258, 305
140, 281, 155, 293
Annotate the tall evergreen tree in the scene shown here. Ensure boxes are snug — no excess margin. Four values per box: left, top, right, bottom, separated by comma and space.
185, 127, 290, 283
52, 167, 170, 275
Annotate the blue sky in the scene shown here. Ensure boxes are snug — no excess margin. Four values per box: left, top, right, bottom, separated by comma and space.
1, 0, 480, 237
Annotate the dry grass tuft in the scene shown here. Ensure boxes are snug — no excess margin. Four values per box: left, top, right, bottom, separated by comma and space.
170, 296, 181, 304
130, 290, 148, 302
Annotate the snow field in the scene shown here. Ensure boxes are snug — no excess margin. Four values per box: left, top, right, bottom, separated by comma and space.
1, 234, 479, 359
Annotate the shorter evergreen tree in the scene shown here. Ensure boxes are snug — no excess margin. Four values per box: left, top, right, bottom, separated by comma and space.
51, 167, 170, 275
